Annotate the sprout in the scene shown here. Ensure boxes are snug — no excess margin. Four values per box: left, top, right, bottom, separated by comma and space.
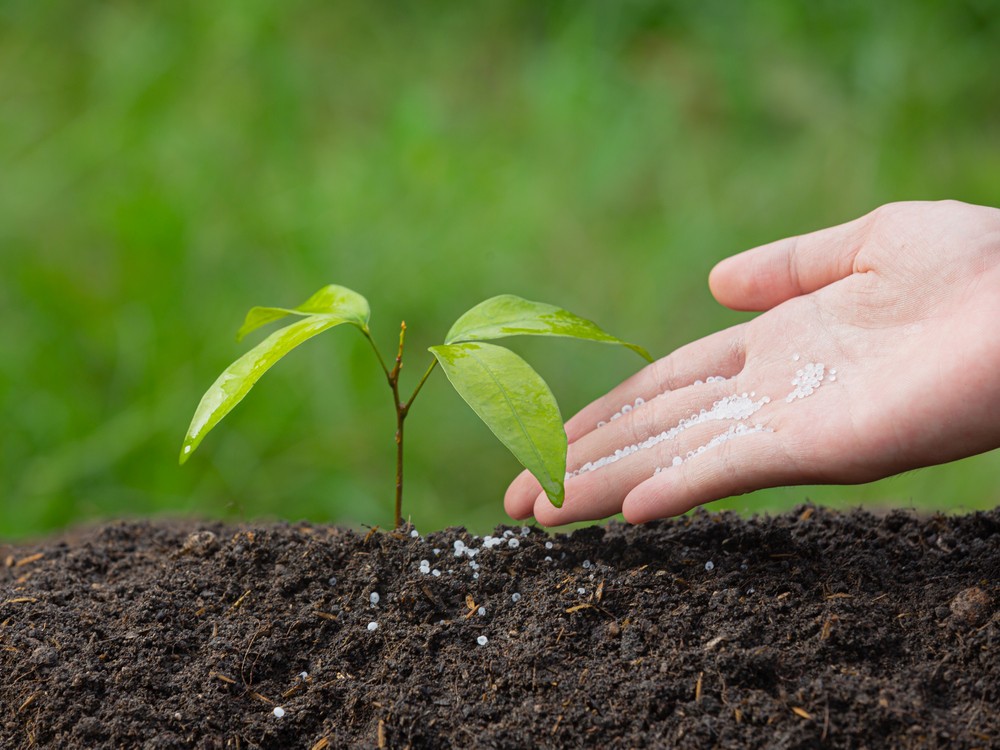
181, 289, 650, 528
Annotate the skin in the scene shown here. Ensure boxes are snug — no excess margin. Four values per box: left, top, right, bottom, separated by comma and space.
506, 200, 1000, 525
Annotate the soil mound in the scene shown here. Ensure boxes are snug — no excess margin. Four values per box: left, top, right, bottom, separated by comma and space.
2, 506, 998, 749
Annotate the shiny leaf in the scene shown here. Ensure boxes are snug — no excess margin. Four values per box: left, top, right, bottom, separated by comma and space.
430, 342, 567, 506
236, 284, 370, 341
445, 294, 651, 361
181, 314, 357, 463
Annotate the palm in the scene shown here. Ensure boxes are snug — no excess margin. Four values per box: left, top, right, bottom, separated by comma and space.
505, 200, 1000, 525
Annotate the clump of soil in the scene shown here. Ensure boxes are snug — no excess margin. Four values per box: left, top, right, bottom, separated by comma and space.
2, 506, 998, 749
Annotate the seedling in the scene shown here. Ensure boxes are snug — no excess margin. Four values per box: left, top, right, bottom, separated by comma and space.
180, 285, 650, 527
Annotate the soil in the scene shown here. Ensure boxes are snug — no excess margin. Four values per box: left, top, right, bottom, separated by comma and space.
1, 506, 998, 750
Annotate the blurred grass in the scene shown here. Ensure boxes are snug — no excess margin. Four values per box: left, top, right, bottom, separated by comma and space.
2, 0, 999, 539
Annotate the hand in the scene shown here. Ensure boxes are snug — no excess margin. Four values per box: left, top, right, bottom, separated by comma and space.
505, 200, 1000, 525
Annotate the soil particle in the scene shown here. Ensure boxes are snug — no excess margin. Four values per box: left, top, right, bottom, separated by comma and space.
1, 505, 999, 749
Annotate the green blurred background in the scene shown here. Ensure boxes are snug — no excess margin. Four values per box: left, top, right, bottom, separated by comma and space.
3, 0, 999, 540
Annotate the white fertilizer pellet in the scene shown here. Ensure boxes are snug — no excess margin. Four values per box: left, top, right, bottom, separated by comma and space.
705, 561, 715, 571
512, 593, 522, 602
367, 621, 378, 631
273, 707, 285, 718
574, 392, 771, 479
477, 636, 488, 646
478, 607, 486, 616
786, 362, 825, 402
369, 592, 380, 606
655, 422, 773, 474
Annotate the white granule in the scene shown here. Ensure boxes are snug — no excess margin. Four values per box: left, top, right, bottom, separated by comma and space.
572, 391, 771, 479
600, 389, 689, 428
655, 422, 773, 474
369, 592, 380, 606
273, 707, 285, 718
410, 529, 419, 538
432, 569, 441, 577
507, 538, 520, 549
577, 588, 586, 595
545, 541, 553, 550
477, 636, 488, 646
367, 621, 378, 631
786, 362, 825, 402
512, 593, 521, 602
478, 607, 486, 616
705, 561, 715, 571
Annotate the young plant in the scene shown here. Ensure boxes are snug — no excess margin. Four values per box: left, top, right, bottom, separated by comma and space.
180, 286, 651, 527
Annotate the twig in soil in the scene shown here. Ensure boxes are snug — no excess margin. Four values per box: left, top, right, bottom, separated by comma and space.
695, 672, 703, 703
12, 553, 44, 568
226, 590, 251, 616
240, 622, 264, 687
791, 706, 813, 720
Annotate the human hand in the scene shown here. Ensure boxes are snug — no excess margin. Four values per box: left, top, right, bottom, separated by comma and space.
505, 200, 1000, 525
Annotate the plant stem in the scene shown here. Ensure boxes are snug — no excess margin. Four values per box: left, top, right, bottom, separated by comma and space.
403, 359, 438, 416
362, 327, 393, 384
369, 321, 438, 528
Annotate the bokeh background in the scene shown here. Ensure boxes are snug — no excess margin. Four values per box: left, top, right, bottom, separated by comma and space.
3, 0, 999, 540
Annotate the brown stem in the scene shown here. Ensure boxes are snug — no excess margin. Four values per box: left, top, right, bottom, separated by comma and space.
371, 321, 437, 528
388, 321, 407, 528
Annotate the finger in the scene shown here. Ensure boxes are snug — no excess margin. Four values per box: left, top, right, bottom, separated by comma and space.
709, 209, 875, 312
505, 367, 751, 522
621, 429, 793, 523
532, 380, 772, 526
504, 468, 540, 520
564, 324, 747, 443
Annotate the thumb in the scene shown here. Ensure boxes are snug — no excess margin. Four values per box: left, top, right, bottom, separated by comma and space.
709, 209, 875, 312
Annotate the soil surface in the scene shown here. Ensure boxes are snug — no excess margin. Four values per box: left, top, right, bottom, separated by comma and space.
1, 506, 998, 749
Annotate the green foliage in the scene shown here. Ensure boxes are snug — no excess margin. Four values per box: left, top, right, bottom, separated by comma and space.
445, 295, 653, 362
181, 286, 370, 463
3, 1, 1000, 538
182, 288, 647, 523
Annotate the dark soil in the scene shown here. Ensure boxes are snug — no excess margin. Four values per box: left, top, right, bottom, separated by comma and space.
1, 506, 998, 749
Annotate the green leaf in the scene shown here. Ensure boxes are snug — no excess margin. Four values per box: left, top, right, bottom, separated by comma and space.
445, 294, 652, 361
430, 342, 567, 507
236, 284, 370, 341
180, 314, 357, 463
